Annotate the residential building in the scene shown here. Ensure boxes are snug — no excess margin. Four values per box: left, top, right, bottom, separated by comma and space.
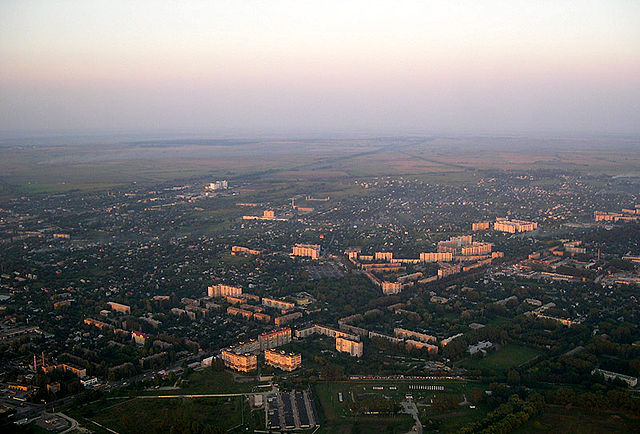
259, 328, 292, 350
221, 349, 257, 372
336, 337, 363, 357
264, 349, 302, 371
292, 244, 321, 259
208, 284, 242, 298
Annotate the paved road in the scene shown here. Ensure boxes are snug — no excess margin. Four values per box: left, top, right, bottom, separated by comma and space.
56, 412, 79, 434
400, 400, 423, 434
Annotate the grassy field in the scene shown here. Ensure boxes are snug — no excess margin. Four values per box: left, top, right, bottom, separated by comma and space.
139, 368, 257, 396
459, 344, 542, 372
313, 379, 479, 433
82, 396, 257, 433
515, 405, 640, 433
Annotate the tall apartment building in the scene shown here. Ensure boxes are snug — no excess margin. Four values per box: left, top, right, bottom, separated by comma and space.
493, 218, 538, 233
208, 284, 242, 298
107, 302, 131, 314
221, 349, 257, 372
374, 252, 393, 262
381, 281, 402, 295
472, 221, 491, 231
461, 242, 492, 256
438, 264, 462, 278
206, 180, 228, 191
437, 235, 473, 252
292, 244, 321, 259
264, 349, 302, 371
420, 252, 453, 262
336, 337, 363, 357
259, 328, 292, 351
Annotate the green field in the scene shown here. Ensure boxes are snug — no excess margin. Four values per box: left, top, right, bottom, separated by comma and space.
313, 379, 481, 434
459, 345, 542, 372
140, 368, 257, 396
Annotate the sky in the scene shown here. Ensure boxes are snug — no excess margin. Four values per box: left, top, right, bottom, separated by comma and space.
1, 1, 639, 136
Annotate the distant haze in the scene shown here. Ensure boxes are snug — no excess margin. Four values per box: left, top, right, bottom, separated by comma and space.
1, 1, 639, 136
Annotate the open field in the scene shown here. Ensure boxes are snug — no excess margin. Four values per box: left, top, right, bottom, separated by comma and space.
139, 369, 257, 396
74, 396, 258, 434
1, 136, 639, 196
516, 405, 640, 433
459, 344, 542, 372
313, 379, 480, 433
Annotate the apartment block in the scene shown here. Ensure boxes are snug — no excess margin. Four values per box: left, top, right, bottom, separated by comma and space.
494, 218, 538, 233
292, 244, 321, 259
221, 349, 257, 372
420, 252, 453, 262
274, 311, 303, 326
336, 337, 363, 357
394, 327, 437, 343
107, 302, 131, 314
208, 284, 242, 298
264, 349, 302, 371
259, 328, 292, 351
262, 297, 296, 311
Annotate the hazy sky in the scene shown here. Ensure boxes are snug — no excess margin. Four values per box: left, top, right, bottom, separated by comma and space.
1, 1, 639, 135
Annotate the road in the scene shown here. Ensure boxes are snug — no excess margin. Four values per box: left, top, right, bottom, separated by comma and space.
400, 399, 423, 434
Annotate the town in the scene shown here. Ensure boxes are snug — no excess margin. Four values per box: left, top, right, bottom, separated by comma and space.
1, 156, 640, 433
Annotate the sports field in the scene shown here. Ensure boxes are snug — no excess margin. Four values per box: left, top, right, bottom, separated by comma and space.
459, 344, 542, 371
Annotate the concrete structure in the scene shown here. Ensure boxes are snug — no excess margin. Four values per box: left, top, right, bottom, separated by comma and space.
132, 331, 149, 345
374, 252, 393, 262
461, 242, 492, 256
221, 349, 257, 372
262, 297, 296, 311
420, 252, 454, 262
292, 244, 321, 259
592, 368, 638, 387
231, 246, 262, 255
206, 180, 228, 191
227, 306, 254, 320
259, 328, 292, 350
274, 311, 303, 326
438, 264, 462, 278
381, 281, 403, 295
468, 340, 493, 355
472, 221, 491, 231
336, 337, 363, 357
107, 302, 131, 314
208, 284, 242, 298
406, 340, 439, 354
494, 218, 538, 233
394, 328, 437, 343
264, 349, 302, 371
253, 312, 272, 323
